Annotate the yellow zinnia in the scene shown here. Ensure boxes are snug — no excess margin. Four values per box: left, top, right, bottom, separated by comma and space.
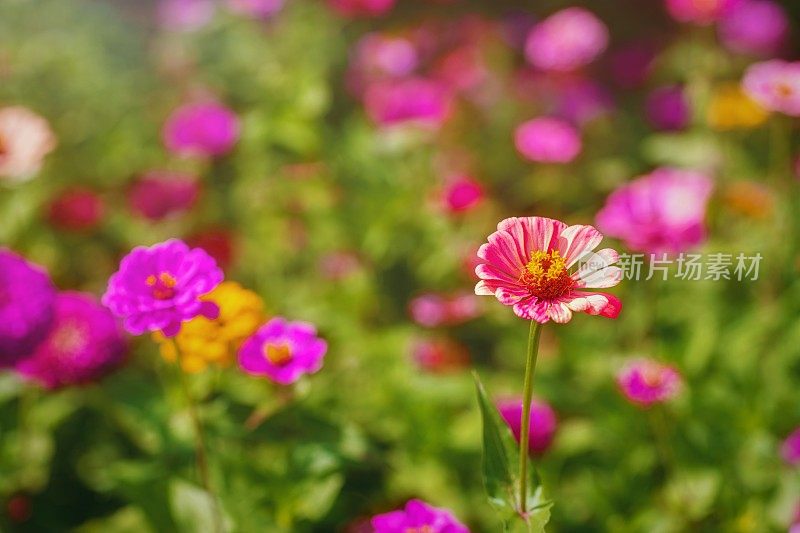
707, 83, 769, 130
154, 281, 266, 373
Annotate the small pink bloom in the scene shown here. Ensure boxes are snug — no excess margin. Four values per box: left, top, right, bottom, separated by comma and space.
645, 85, 691, 132
318, 251, 362, 281
158, 0, 215, 31
742, 60, 800, 116
371, 499, 469, 533
227, 0, 284, 18
47, 188, 105, 232
617, 359, 682, 406
409, 294, 449, 328
596, 167, 713, 254
0, 106, 57, 183
474, 217, 623, 323
411, 337, 470, 374
128, 171, 200, 220
664, 0, 743, 24
364, 78, 451, 129
781, 427, 800, 466
186, 227, 236, 270
524, 7, 609, 72
515, 117, 581, 163
719, 0, 789, 57
433, 45, 488, 95
163, 101, 240, 157
497, 397, 557, 455
353, 33, 418, 79
238, 317, 327, 385
442, 176, 484, 213
327, 0, 395, 18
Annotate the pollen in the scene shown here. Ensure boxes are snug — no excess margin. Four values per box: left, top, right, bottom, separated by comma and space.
521, 249, 574, 300
146, 272, 178, 300
264, 343, 293, 366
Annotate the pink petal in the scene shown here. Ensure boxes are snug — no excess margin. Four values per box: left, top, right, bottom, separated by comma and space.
548, 301, 573, 323
564, 290, 622, 318
513, 297, 550, 323
557, 224, 603, 267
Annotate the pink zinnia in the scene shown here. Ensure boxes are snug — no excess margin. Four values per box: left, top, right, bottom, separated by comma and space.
327, 0, 395, 18
238, 317, 327, 385
474, 217, 622, 323
514, 118, 582, 164
15, 292, 126, 390
442, 176, 484, 213
719, 0, 789, 57
163, 101, 240, 157
596, 167, 713, 254
742, 60, 800, 116
102, 239, 223, 337
158, 0, 215, 31
227, 0, 284, 18
353, 33, 418, 79
364, 78, 451, 129
497, 397, 557, 455
524, 8, 609, 72
664, 0, 743, 24
47, 187, 105, 232
371, 499, 469, 533
617, 359, 682, 406
0, 106, 57, 183
128, 171, 200, 221
781, 428, 800, 466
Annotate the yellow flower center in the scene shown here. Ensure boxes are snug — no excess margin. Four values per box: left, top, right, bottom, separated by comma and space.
641, 364, 664, 388
264, 343, 293, 366
776, 82, 794, 98
405, 527, 434, 533
521, 249, 574, 300
146, 272, 177, 300
51, 321, 87, 355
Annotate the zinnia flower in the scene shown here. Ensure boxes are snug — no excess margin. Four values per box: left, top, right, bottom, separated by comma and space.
163, 101, 240, 157
155, 281, 265, 373
497, 397, 557, 455
364, 78, 451, 129
474, 217, 622, 323
645, 85, 690, 132
719, 0, 788, 57
102, 239, 223, 337
742, 60, 800, 116
664, 0, 742, 24
411, 337, 470, 374
409, 292, 480, 327
128, 171, 200, 220
0, 106, 57, 183
442, 176, 484, 213
158, 0, 215, 31
327, 0, 395, 18
707, 83, 769, 130
371, 499, 469, 533
227, 0, 284, 18
524, 7, 609, 72
596, 167, 713, 254
47, 187, 105, 232
15, 292, 126, 389
238, 317, 327, 385
617, 359, 682, 406
781, 428, 800, 466
0, 250, 57, 366
514, 117, 581, 164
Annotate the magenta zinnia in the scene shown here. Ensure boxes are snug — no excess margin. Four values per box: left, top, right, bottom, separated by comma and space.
15, 292, 126, 389
102, 239, 223, 337
474, 217, 622, 323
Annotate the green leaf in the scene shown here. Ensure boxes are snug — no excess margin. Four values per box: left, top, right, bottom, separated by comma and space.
474, 372, 553, 533
473, 371, 516, 511
169, 479, 229, 533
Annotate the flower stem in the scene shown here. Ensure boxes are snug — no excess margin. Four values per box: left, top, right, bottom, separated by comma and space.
172, 341, 224, 533
518, 320, 543, 517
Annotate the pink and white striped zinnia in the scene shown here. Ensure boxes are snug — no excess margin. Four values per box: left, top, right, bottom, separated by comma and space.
474, 216, 622, 323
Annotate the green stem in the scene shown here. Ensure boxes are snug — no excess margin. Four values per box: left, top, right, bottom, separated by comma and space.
172, 341, 224, 533
518, 320, 543, 517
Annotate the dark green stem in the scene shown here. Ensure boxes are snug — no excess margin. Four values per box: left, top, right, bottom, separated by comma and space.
518, 320, 543, 516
